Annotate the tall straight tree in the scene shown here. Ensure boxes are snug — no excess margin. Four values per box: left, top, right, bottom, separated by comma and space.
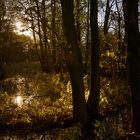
85, 0, 90, 74
104, 0, 110, 35
51, 0, 56, 65
87, 0, 100, 119
123, 0, 140, 133
75, 0, 81, 45
60, 0, 88, 126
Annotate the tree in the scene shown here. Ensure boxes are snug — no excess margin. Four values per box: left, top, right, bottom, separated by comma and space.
16, 0, 66, 72
0, 65, 4, 80
103, 0, 111, 35
60, 0, 100, 129
115, 0, 122, 50
60, 0, 88, 126
0, 0, 17, 64
87, 0, 100, 120
51, 0, 56, 65
123, 0, 140, 133
84, 0, 90, 74
75, 0, 81, 45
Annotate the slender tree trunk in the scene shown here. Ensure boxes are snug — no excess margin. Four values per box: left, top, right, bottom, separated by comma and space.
75, 0, 81, 45
87, 0, 100, 119
84, 0, 100, 138
35, 0, 46, 72
104, 0, 110, 35
41, 0, 50, 71
29, 5, 43, 69
123, 0, 140, 133
115, 0, 122, 78
60, 0, 88, 126
51, 0, 56, 66
84, 0, 90, 74
115, 0, 122, 50
103, 0, 112, 54
34, 0, 50, 72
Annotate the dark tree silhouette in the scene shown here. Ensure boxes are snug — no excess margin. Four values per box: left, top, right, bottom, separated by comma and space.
60, 0, 88, 126
123, 0, 140, 133
87, 0, 100, 120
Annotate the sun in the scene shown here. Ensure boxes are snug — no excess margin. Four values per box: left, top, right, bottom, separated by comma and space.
14, 21, 32, 37
15, 95, 23, 107
15, 21, 22, 30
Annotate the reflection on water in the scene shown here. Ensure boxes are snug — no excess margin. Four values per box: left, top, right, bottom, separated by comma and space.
0, 133, 53, 140
0, 75, 30, 96
15, 95, 23, 107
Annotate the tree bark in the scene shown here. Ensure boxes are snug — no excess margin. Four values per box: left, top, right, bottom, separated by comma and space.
84, 0, 90, 74
87, 0, 100, 119
75, 0, 81, 45
123, 0, 140, 133
60, 0, 88, 126
115, 0, 122, 49
35, 0, 48, 72
104, 0, 110, 35
51, 0, 56, 66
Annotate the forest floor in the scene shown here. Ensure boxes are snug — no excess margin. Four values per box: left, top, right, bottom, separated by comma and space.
0, 62, 140, 140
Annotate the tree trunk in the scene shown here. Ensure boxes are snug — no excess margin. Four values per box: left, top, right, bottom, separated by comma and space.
29, 5, 43, 70
84, 0, 100, 138
60, 0, 88, 126
123, 0, 140, 133
75, 0, 81, 45
115, 0, 122, 49
84, 0, 90, 74
35, 0, 48, 72
104, 0, 110, 35
51, 0, 56, 66
87, 0, 100, 119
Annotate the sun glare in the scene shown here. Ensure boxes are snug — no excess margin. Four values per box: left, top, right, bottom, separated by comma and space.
14, 21, 32, 37
15, 95, 23, 107
15, 21, 22, 30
